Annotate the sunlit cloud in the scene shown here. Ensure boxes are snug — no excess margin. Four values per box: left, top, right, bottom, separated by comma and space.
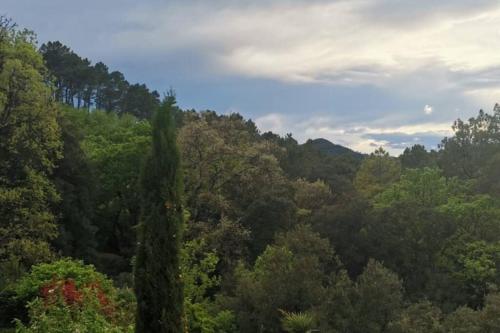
114, 2, 500, 81
424, 105, 434, 115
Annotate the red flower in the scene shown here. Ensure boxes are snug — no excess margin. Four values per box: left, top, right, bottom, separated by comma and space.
39, 279, 115, 318
62, 279, 83, 305
40, 279, 83, 306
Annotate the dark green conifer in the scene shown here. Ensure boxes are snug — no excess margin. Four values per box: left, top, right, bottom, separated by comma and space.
134, 94, 184, 333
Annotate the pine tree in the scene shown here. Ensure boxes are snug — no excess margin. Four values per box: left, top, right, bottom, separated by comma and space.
134, 94, 184, 333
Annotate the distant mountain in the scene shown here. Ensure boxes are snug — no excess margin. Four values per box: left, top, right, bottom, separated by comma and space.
304, 138, 364, 159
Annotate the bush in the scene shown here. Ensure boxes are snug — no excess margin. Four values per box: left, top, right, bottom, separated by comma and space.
12, 259, 134, 332
15, 258, 114, 300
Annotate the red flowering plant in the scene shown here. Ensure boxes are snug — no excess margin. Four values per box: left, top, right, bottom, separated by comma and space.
37, 277, 117, 320
14, 259, 135, 331
40, 278, 83, 306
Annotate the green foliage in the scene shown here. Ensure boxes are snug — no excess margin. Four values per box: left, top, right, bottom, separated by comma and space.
185, 304, 236, 333
15, 296, 132, 333
439, 105, 500, 180
181, 236, 237, 332
354, 147, 401, 198
443, 306, 481, 333
201, 218, 251, 278
52, 108, 97, 261
0, 21, 62, 284
275, 134, 360, 196
388, 301, 444, 333
12, 259, 133, 332
400, 144, 436, 169
179, 111, 296, 258
279, 310, 316, 333
14, 258, 113, 300
439, 240, 500, 308
40, 41, 160, 117
293, 178, 332, 219
60, 106, 151, 274
230, 225, 338, 332
182, 239, 219, 303
480, 292, 500, 332
351, 259, 403, 333
373, 167, 461, 209
134, 96, 185, 333
309, 195, 370, 276
317, 270, 355, 333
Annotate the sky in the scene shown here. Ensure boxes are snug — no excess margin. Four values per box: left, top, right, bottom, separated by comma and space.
4, 0, 500, 154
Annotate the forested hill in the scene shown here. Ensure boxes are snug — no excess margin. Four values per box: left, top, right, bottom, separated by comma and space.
4, 19, 500, 333
305, 138, 365, 159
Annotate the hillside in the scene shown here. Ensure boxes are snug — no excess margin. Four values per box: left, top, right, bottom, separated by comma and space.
304, 138, 364, 159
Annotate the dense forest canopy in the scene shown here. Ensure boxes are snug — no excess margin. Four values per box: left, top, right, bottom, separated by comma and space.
3, 17, 500, 333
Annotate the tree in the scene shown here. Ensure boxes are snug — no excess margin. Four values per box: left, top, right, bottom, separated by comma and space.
388, 301, 444, 333
310, 196, 370, 276
0, 22, 62, 284
439, 105, 500, 180
373, 168, 459, 209
317, 270, 356, 332
363, 168, 471, 300
81, 110, 151, 275
52, 107, 97, 261
134, 95, 184, 333
120, 83, 160, 119
354, 147, 400, 198
201, 218, 251, 282
102, 71, 129, 113
276, 135, 360, 196
181, 238, 236, 333
437, 239, 500, 309
293, 178, 333, 220
443, 306, 481, 333
229, 225, 339, 333
178, 112, 296, 258
351, 259, 403, 333
476, 152, 500, 196
400, 144, 436, 169
480, 292, 500, 332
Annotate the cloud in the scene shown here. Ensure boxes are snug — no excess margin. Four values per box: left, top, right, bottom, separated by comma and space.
255, 112, 453, 155
3, 0, 498, 152
98, 0, 500, 109
135, 3, 496, 71
424, 105, 433, 115
255, 113, 287, 134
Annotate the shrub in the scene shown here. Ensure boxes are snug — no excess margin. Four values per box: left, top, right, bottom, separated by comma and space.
15, 258, 114, 300
13, 259, 134, 332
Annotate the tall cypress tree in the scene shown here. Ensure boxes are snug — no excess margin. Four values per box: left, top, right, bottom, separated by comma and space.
134, 94, 184, 333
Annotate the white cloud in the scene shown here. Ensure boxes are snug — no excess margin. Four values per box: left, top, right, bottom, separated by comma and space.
424, 105, 433, 114
118, 2, 496, 76
255, 113, 287, 134
105, 0, 500, 108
